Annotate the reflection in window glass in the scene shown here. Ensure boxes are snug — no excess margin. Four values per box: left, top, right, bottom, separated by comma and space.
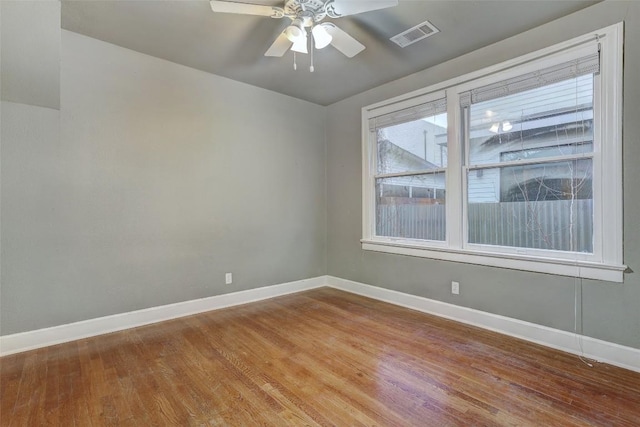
500, 159, 592, 203
466, 75, 594, 253
377, 113, 447, 174
468, 75, 593, 166
375, 109, 448, 241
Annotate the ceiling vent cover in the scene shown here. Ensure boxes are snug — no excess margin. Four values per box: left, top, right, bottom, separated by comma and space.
390, 20, 439, 48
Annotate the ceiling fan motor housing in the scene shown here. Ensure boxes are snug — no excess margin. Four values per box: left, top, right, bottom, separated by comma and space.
284, 0, 330, 24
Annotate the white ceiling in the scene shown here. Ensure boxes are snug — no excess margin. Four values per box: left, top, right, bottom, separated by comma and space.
61, 0, 600, 106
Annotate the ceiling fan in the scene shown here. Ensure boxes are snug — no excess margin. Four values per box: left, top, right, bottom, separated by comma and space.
210, 0, 398, 69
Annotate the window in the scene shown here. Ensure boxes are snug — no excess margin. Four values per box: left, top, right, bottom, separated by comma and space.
464, 65, 595, 254
362, 24, 624, 282
372, 96, 447, 241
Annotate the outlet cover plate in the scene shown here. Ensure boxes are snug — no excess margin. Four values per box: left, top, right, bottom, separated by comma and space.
451, 281, 460, 295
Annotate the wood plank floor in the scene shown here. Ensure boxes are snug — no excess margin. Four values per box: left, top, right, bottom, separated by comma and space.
1, 288, 640, 426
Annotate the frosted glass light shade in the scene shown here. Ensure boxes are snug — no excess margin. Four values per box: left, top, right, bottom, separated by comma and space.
291, 35, 308, 54
312, 24, 332, 49
285, 19, 305, 42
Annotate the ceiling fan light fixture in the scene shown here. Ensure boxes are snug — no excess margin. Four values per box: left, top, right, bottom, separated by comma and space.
285, 18, 305, 42
312, 24, 332, 49
291, 34, 308, 54
210, 0, 399, 65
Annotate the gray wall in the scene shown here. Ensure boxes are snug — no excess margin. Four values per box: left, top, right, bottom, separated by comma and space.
1, 29, 326, 335
326, 1, 640, 350
0, 1, 60, 109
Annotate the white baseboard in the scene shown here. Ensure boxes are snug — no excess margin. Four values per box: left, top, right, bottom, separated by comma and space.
0, 276, 327, 357
3, 274, 638, 374
326, 276, 640, 373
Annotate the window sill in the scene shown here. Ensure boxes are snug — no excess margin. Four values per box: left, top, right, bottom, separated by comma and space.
361, 239, 625, 282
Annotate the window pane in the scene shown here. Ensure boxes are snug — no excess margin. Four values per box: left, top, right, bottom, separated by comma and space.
468, 75, 593, 166
376, 173, 445, 241
377, 113, 447, 174
467, 160, 593, 253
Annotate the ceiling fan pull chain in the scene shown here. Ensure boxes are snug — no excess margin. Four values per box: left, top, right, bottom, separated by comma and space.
293, 52, 297, 70
310, 33, 315, 72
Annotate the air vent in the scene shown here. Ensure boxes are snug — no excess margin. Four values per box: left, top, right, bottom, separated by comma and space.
390, 20, 440, 48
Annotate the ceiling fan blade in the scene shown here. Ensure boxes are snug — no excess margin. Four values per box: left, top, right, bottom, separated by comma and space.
325, 0, 398, 17
210, 1, 284, 18
324, 23, 365, 58
265, 31, 293, 57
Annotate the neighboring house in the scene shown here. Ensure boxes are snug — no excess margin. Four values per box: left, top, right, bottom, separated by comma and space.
467, 75, 593, 204
379, 75, 594, 205
377, 118, 447, 204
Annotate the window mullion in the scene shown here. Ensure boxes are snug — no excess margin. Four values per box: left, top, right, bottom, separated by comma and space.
446, 91, 463, 249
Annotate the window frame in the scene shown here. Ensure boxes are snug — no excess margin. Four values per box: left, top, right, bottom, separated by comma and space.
363, 89, 450, 250
361, 23, 624, 282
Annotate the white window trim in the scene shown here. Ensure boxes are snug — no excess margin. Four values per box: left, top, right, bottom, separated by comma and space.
361, 23, 625, 282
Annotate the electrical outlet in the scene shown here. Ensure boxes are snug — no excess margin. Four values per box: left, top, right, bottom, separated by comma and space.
225, 273, 233, 285
451, 281, 460, 295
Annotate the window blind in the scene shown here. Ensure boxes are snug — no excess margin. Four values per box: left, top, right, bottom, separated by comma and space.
460, 52, 600, 107
369, 97, 447, 131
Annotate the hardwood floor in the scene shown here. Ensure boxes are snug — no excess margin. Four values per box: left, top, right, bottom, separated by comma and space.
1, 288, 639, 426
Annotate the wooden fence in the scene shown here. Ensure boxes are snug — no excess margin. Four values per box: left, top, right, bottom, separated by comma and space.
376, 199, 593, 252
